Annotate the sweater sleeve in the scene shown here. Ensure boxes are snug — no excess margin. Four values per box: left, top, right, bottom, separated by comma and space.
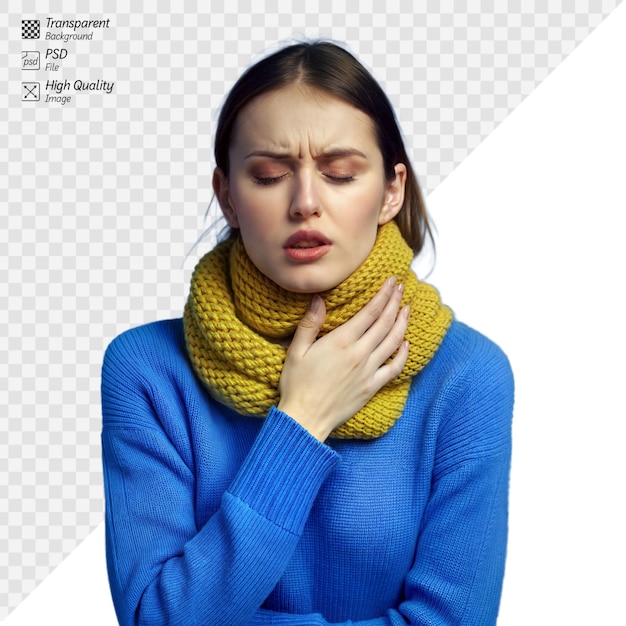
245, 335, 515, 626
101, 330, 340, 626
397, 339, 514, 625
241, 458, 508, 626
243, 459, 510, 626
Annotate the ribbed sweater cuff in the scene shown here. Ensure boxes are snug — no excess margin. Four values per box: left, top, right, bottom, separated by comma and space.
227, 406, 340, 534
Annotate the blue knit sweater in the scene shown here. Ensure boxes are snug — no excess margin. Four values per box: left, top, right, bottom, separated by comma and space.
101, 318, 513, 625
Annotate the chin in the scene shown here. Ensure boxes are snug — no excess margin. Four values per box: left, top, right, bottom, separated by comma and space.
273, 270, 350, 294
275, 280, 330, 295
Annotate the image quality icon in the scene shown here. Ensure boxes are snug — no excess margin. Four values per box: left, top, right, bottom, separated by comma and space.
22, 82, 40, 101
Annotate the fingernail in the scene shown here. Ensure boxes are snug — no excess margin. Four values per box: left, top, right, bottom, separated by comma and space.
309, 295, 322, 312
396, 283, 405, 294
385, 276, 398, 287
402, 304, 411, 319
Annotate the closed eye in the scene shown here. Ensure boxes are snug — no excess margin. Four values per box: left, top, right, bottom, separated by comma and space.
253, 174, 287, 186
325, 174, 355, 183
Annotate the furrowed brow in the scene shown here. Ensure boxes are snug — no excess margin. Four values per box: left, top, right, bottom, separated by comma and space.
244, 147, 368, 160
315, 148, 368, 160
244, 150, 292, 160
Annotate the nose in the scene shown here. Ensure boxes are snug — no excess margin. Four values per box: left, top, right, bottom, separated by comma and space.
288, 170, 321, 219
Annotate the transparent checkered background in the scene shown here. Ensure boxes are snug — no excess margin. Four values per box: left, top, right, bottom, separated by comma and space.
0, 0, 621, 618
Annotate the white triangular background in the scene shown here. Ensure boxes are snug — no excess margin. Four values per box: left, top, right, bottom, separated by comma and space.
4, 3, 625, 624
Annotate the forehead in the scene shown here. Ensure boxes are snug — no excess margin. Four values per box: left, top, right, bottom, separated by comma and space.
230, 84, 379, 156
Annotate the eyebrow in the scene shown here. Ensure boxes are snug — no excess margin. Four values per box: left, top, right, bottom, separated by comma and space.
244, 147, 368, 160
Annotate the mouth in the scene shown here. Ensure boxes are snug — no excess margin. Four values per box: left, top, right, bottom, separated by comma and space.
290, 241, 323, 248
283, 230, 332, 261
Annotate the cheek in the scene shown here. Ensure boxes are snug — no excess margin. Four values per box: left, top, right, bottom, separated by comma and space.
235, 203, 281, 247
232, 176, 288, 209
228, 188, 269, 234
345, 196, 385, 232
237, 212, 270, 241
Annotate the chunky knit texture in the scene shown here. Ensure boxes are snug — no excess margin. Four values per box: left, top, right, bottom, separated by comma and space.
102, 318, 514, 625
183, 221, 453, 438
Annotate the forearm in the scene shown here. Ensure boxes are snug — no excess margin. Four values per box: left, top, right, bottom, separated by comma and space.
247, 608, 406, 625
132, 495, 301, 626
104, 407, 340, 626
246, 452, 510, 626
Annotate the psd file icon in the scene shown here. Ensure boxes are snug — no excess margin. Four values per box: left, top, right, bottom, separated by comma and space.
22, 51, 40, 70
22, 82, 40, 101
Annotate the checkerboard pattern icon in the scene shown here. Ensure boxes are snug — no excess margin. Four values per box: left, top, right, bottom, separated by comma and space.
21, 19, 40, 39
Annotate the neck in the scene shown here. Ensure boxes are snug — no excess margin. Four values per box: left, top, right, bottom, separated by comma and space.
183, 220, 453, 438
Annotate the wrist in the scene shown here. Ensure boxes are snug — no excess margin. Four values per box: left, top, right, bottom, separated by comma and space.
276, 400, 333, 442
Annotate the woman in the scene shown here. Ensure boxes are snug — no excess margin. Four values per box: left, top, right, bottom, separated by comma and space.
102, 41, 514, 625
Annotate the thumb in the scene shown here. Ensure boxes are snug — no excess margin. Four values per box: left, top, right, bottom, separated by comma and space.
289, 296, 325, 355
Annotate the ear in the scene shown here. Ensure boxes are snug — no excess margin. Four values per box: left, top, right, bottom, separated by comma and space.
213, 167, 239, 228
378, 163, 406, 225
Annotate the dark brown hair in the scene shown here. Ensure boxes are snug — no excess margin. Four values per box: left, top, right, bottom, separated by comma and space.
214, 41, 432, 256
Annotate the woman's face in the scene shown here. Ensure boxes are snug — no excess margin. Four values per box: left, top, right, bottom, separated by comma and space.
213, 84, 406, 293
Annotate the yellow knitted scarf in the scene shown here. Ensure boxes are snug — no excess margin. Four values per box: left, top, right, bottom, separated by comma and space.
183, 221, 452, 439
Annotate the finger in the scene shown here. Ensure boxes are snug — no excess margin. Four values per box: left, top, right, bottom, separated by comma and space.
368, 304, 410, 366
372, 340, 410, 389
287, 295, 326, 357
337, 276, 400, 341
357, 281, 405, 351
